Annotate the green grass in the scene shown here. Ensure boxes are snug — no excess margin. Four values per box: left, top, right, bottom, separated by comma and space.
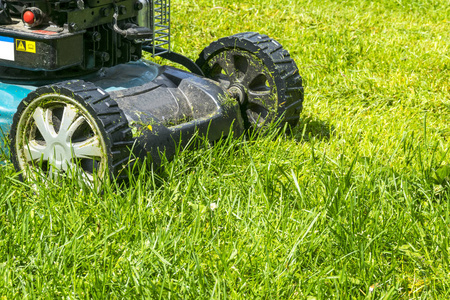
1, 0, 449, 298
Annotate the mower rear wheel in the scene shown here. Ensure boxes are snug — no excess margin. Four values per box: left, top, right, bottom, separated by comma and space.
10, 80, 132, 184
196, 32, 303, 128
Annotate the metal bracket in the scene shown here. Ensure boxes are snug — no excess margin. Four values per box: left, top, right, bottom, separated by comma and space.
142, 45, 204, 77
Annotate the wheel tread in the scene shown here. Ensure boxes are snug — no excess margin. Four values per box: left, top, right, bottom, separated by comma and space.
11, 79, 133, 182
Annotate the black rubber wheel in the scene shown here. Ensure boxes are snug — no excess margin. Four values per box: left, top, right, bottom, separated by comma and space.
10, 80, 133, 183
196, 32, 304, 128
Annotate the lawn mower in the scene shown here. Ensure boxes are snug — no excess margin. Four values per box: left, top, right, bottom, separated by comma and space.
0, 0, 303, 183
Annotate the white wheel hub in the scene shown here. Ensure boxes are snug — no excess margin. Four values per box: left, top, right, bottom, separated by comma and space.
16, 94, 108, 181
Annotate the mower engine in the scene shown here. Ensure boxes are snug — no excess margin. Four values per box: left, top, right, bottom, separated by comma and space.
0, 0, 168, 73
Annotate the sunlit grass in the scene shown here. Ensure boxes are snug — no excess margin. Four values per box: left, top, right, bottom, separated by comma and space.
1, 0, 449, 298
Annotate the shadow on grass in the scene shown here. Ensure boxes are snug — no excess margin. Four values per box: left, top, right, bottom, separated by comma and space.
292, 115, 335, 142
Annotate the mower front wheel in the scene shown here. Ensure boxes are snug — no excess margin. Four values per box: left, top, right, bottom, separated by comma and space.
196, 32, 304, 128
10, 80, 132, 184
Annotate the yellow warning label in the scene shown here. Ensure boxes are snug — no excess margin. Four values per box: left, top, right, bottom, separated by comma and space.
16, 39, 36, 53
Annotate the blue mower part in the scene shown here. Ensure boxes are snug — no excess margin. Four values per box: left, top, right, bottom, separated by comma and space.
0, 83, 34, 135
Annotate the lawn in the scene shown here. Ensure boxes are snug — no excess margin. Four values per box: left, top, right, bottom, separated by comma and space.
0, 0, 449, 298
